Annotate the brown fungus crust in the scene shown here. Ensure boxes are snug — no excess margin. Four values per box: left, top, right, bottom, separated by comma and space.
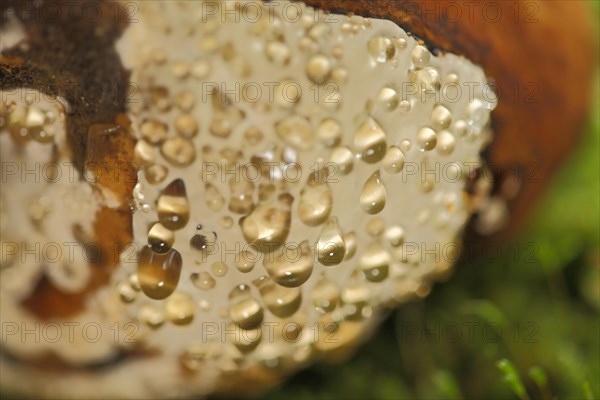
1, 0, 136, 318
300, 0, 597, 237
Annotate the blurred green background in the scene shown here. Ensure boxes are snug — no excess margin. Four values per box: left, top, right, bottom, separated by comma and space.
262, 33, 600, 400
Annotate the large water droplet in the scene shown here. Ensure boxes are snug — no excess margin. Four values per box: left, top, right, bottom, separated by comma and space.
298, 170, 333, 227
137, 246, 182, 300
157, 179, 190, 230
360, 171, 387, 214
240, 193, 292, 252
264, 240, 313, 287
316, 217, 346, 266
253, 276, 302, 318
229, 284, 264, 330
354, 117, 387, 163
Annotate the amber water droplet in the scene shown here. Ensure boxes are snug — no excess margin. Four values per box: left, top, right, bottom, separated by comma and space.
253, 276, 302, 318
145, 164, 168, 185
411, 45, 431, 68
137, 246, 182, 300
368, 36, 396, 63
229, 177, 255, 214
312, 278, 340, 313
157, 179, 190, 230
275, 115, 313, 151
240, 193, 292, 252
190, 271, 216, 290
360, 171, 387, 214
436, 131, 456, 156
431, 105, 452, 130
211, 262, 229, 277
205, 183, 225, 211
298, 170, 333, 227
359, 243, 391, 282
161, 137, 196, 167
316, 118, 342, 147
354, 117, 387, 163
147, 222, 175, 253
385, 225, 405, 247
316, 217, 346, 266
306, 54, 331, 84
382, 146, 405, 174
375, 87, 399, 112
190, 226, 216, 263
329, 146, 354, 175
140, 119, 168, 144
175, 114, 199, 138
229, 284, 264, 330
236, 250, 257, 273
264, 241, 313, 287
416, 127, 437, 151
166, 292, 195, 325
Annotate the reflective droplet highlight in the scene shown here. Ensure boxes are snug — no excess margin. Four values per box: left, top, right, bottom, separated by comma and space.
264, 241, 313, 287
354, 117, 387, 163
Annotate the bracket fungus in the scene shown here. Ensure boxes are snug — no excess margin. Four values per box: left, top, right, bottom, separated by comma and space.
0, 0, 595, 398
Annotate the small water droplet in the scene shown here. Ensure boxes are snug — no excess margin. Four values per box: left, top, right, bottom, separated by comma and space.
431, 104, 452, 130
359, 243, 391, 282
157, 179, 190, 230
329, 146, 354, 175
138, 305, 165, 329
266, 41, 291, 65
436, 131, 456, 155
399, 100, 412, 113
140, 119, 168, 144
312, 277, 340, 313
316, 217, 346, 266
298, 170, 333, 227
175, 114, 199, 138
229, 177, 255, 214
360, 171, 387, 214
354, 117, 387, 163
306, 54, 331, 84
137, 246, 182, 300
235, 250, 257, 273
411, 45, 431, 68
316, 118, 342, 147
165, 292, 195, 325
367, 36, 395, 62
211, 261, 229, 277
382, 146, 405, 174
145, 164, 168, 185
190, 226, 216, 263
190, 271, 216, 290
229, 284, 264, 330
240, 193, 292, 251
375, 87, 399, 112
275, 115, 313, 151
385, 225, 405, 247
416, 127, 437, 151
161, 137, 196, 167
147, 222, 174, 253
205, 183, 225, 211
366, 218, 385, 236
253, 276, 302, 318
264, 241, 313, 287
